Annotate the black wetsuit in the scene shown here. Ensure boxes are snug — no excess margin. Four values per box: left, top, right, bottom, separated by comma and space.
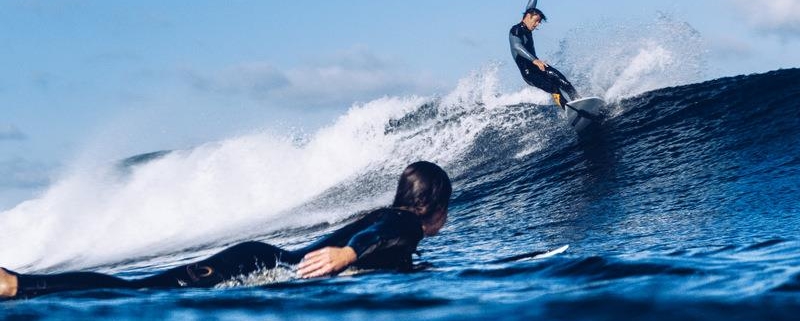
8, 208, 423, 299
509, 22, 579, 106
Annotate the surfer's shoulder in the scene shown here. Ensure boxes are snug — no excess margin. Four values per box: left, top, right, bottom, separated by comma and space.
510, 23, 525, 35
368, 208, 422, 227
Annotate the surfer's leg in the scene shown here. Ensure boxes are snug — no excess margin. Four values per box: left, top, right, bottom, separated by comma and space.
520, 65, 573, 109
133, 241, 302, 288
523, 69, 556, 91
522, 67, 564, 108
1, 242, 301, 299
545, 66, 580, 101
5, 268, 136, 299
561, 84, 580, 101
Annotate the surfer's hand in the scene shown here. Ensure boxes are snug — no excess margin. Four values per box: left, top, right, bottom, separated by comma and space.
298, 246, 357, 279
533, 59, 548, 71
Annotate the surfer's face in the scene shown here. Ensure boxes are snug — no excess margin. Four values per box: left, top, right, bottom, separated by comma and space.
523, 14, 542, 31
422, 208, 448, 237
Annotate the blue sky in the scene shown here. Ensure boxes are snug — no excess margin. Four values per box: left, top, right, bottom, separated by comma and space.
1, 0, 799, 209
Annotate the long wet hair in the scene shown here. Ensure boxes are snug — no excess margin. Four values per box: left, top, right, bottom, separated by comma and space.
392, 161, 452, 222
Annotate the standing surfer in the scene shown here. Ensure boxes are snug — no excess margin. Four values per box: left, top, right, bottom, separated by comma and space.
510, 0, 580, 109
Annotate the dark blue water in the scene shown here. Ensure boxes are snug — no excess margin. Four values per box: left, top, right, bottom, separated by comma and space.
2, 69, 800, 320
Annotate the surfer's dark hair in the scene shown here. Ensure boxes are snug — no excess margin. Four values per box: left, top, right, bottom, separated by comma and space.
392, 161, 452, 220
524, 8, 547, 22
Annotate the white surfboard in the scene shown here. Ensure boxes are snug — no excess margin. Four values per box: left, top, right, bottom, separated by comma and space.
564, 97, 605, 133
490, 244, 570, 263
531, 244, 569, 259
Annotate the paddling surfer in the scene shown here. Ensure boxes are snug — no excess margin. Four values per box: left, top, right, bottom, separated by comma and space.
0, 161, 452, 299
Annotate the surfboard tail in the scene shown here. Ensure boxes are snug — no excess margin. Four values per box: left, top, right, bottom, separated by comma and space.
565, 97, 606, 133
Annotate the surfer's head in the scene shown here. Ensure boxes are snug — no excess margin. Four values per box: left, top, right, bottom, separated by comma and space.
392, 161, 452, 236
523, 8, 547, 30
524, 8, 547, 21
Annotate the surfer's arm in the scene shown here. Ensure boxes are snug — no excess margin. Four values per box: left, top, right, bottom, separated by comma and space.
298, 211, 420, 278
526, 0, 538, 11
344, 212, 418, 259
510, 32, 547, 71
297, 246, 357, 279
509, 32, 538, 62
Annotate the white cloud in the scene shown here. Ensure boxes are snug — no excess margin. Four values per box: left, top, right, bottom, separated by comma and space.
0, 157, 51, 188
324, 46, 390, 70
457, 34, 482, 48
0, 125, 26, 141
0, 156, 51, 210
182, 62, 290, 100
709, 35, 755, 60
182, 46, 444, 109
732, 0, 800, 38
279, 64, 434, 106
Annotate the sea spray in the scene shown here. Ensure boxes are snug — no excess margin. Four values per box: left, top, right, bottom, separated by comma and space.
553, 13, 707, 108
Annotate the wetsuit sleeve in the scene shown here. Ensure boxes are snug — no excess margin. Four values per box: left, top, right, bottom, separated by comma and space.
509, 30, 537, 62
345, 212, 422, 260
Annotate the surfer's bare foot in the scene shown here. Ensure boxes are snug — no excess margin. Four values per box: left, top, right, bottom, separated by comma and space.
0, 268, 18, 298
